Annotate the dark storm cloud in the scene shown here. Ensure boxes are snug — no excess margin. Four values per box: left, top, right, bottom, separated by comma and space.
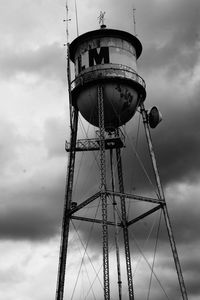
139, 0, 200, 76
157, 252, 200, 298
0, 117, 67, 240
0, 116, 69, 241
0, 167, 65, 240
184, 259, 200, 296
149, 86, 200, 186
0, 43, 65, 81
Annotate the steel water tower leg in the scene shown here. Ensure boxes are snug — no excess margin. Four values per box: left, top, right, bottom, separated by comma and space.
98, 85, 110, 300
110, 148, 122, 300
140, 103, 188, 300
56, 107, 79, 300
115, 130, 135, 300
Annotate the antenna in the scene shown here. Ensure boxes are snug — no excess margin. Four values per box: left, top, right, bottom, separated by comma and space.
133, 8, 137, 36
64, 0, 71, 43
64, 0, 72, 129
75, 0, 79, 36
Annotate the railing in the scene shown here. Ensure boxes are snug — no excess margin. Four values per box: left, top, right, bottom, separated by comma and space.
65, 129, 125, 152
70, 65, 146, 90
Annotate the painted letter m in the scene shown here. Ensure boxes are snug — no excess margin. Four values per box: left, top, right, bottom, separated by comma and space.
89, 47, 110, 67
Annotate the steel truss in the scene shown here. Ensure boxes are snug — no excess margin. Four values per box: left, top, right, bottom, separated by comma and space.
56, 88, 188, 300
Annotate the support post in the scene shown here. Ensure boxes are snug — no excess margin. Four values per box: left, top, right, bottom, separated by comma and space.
140, 103, 188, 300
98, 85, 110, 300
55, 107, 78, 300
115, 130, 135, 300
110, 148, 122, 300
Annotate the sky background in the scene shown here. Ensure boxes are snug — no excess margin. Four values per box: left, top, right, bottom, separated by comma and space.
0, 0, 200, 299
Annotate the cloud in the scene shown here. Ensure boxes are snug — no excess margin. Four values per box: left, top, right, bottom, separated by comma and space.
0, 116, 67, 240
0, 0, 64, 47
149, 83, 200, 186
0, 239, 59, 300
43, 117, 67, 158
0, 118, 21, 169
135, 0, 200, 81
184, 259, 200, 296
0, 43, 66, 82
0, 157, 65, 240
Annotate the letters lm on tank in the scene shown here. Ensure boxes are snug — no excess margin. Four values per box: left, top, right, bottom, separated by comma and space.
77, 47, 110, 73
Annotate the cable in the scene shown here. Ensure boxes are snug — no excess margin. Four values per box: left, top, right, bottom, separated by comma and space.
147, 209, 162, 300
131, 229, 171, 300
79, 116, 100, 170
70, 200, 103, 299
84, 223, 124, 300
121, 121, 158, 196
84, 264, 103, 300
133, 210, 158, 274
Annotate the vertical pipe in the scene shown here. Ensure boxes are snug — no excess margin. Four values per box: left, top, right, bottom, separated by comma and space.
140, 103, 188, 300
110, 148, 122, 300
115, 129, 134, 300
98, 85, 110, 300
55, 107, 78, 300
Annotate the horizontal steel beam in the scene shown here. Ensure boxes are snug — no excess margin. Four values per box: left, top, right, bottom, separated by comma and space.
65, 137, 124, 152
127, 204, 163, 227
106, 190, 164, 204
69, 192, 101, 215
71, 215, 122, 227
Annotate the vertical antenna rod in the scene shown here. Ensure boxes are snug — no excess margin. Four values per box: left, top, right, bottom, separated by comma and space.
64, 1, 72, 129
133, 8, 137, 36
74, 0, 79, 36
65, 0, 70, 42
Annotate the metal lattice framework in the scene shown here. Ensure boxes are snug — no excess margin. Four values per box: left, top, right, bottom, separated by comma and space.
98, 85, 110, 300
115, 141, 135, 299
55, 58, 188, 299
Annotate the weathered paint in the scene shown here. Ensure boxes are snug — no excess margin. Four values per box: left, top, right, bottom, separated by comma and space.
74, 37, 137, 76
69, 28, 146, 130
76, 82, 139, 130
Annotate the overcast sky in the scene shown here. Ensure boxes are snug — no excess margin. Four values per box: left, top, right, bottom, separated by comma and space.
0, 0, 200, 299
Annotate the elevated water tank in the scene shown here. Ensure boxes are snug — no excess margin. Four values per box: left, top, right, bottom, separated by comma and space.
69, 26, 146, 131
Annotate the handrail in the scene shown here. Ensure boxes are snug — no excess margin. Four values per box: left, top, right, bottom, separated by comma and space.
71, 66, 146, 90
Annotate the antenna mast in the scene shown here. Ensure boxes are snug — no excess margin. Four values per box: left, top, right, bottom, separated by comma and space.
133, 8, 137, 36
75, 0, 79, 36
65, 0, 70, 42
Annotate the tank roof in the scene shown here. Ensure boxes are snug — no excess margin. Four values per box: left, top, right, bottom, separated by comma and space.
69, 28, 143, 62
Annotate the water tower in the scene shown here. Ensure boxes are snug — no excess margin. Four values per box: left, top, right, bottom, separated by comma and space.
55, 18, 188, 300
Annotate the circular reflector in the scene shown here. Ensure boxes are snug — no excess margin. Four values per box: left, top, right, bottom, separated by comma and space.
148, 106, 162, 128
